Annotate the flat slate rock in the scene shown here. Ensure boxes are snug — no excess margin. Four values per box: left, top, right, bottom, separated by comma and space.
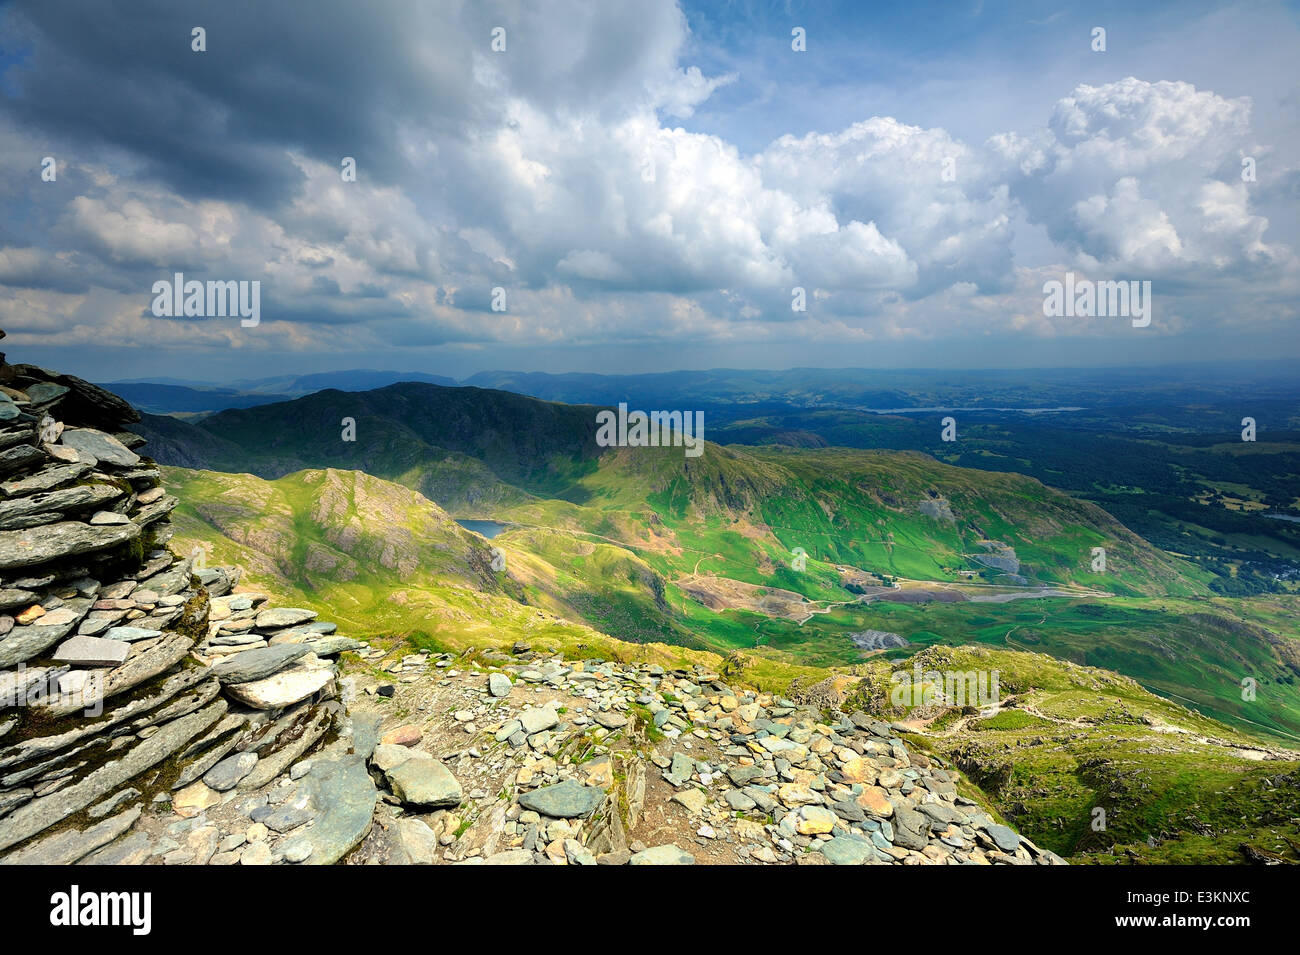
209, 633, 264, 647
0, 463, 89, 497
89, 511, 130, 525
266, 622, 337, 643
77, 830, 152, 866
985, 822, 1022, 852
24, 382, 69, 406
350, 712, 383, 763
0, 667, 208, 771
263, 805, 313, 833
0, 588, 38, 611
238, 705, 334, 790
212, 644, 310, 684
518, 706, 559, 735
385, 758, 463, 809
136, 561, 193, 597
202, 752, 258, 791
41, 632, 195, 719
52, 634, 130, 667
517, 779, 604, 819
0, 699, 225, 853
0, 482, 122, 525
103, 626, 162, 642
0, 446, 44, 477
222, 657, 333, 709
0, 520, 139, 571
299, 754, 378, 865
303, 636, 362, 657
0, 665, 66, 702
629, 844, 695, 865
255, 607, 317, 629
820, 834, 876, 865
0, 805, 141, 865
0, 597, 92, 668
58, 428, 140, 468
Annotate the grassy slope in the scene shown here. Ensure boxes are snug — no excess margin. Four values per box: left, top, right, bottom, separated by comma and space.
781, 596, 1300, 746
167, 466, 706, 654
873, 646, 1300, 864
519, 442, 1212, 598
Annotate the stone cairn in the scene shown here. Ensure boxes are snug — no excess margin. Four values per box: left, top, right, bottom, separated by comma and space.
0, 335, 378, 864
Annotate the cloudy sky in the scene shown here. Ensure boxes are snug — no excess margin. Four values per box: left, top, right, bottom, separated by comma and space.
1, 0, 1298, 382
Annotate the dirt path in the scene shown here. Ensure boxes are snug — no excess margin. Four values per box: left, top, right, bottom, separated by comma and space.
898, 694, 1016, 737
1002, 611, 1048, 650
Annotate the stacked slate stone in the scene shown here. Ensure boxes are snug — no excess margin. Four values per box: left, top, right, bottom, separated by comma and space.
0, 336, 368, 863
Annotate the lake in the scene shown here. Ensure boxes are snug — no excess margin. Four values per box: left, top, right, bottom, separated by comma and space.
860, 406, 1086, 415
455, 519, 509, 539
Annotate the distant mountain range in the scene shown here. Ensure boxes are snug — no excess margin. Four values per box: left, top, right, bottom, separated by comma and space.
104, 369, 459, 415
104, 360, 1300, 417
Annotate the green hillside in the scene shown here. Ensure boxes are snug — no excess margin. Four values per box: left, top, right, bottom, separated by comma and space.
559, 442, 1209, 597
863, 645, 1300, 864
139, 382, 603, 511
166, 466, 702, 652
167, 467, 510, 626
165, 462, 1300, 746
136, 385, 1211, 598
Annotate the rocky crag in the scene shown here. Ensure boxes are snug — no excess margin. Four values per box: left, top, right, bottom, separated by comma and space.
0, 341, 1056, 864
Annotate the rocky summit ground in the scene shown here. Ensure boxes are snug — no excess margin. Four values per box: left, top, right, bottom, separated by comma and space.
340, 644, 1064, 866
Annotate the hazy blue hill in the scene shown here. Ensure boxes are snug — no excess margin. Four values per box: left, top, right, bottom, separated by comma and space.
104, 369, 462, 414
465, 361, 1300, 410
463, 367, 916, 408
257, 369, 459, 394
106, 382, 292, 414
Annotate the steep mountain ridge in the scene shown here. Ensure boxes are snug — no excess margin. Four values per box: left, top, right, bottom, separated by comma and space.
133, 382, 1207, 597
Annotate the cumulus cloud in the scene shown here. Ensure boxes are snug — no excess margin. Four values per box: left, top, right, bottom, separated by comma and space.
758, 118, 1015, 296
996, 78, 1291, 276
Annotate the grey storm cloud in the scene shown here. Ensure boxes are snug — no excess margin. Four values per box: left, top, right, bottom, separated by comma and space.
2, 0, 491, 202
0, 0, 696, 202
